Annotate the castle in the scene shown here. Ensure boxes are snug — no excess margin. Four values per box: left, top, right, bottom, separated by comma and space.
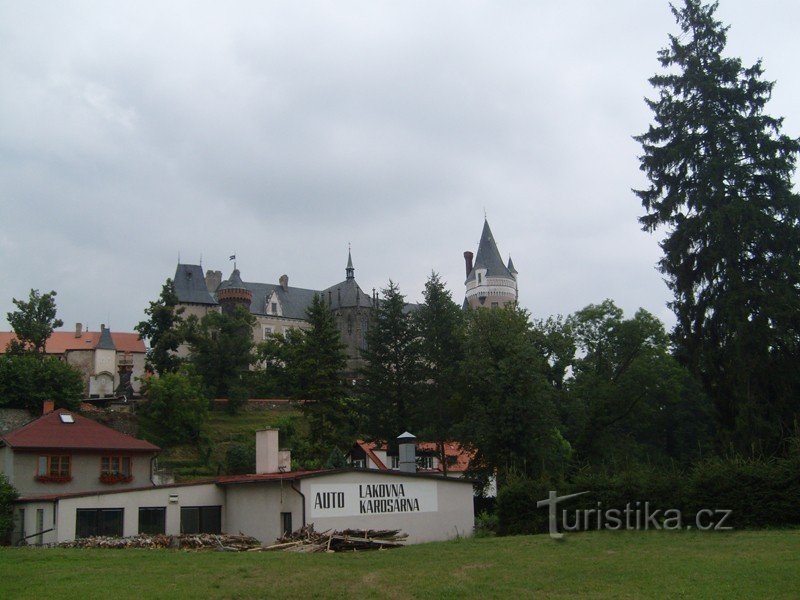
172, 219, 517, 371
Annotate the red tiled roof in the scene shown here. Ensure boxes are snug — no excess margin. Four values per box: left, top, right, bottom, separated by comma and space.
354, 440, 387, 470
355, 440, 473, 473
0, 331, 145, 354
0, 409, 159, 453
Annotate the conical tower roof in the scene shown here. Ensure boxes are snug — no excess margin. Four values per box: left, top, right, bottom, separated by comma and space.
466, 219, 513, 282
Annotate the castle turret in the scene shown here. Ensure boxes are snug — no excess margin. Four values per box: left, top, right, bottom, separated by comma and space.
464, 219, 518, 309
217, 268, 253, 315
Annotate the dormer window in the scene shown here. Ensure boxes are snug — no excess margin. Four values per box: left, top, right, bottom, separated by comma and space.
478, 273, 482, 283
271, 302, 277, 314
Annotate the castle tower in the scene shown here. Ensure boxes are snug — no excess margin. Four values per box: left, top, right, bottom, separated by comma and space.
464, 219, 518, 309
217, 268, 253, 315
323, 249, 374, 374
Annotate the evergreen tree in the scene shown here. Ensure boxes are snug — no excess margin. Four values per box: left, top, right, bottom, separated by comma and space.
413, 273, 466, 474
297, 294, 351, 452
635, 0, 800, 452
358, 282, 423, 447
135, 279, 185, 375
6, 289, 63, 355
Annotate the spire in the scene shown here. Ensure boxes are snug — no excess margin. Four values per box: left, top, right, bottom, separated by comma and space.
471, 219, 511, 278
346, 247, 354, 280
507, 255, 517, 275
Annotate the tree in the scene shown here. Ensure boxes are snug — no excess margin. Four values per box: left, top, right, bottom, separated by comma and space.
0, 474, 18, 544
135, 279, 185, 375
458, 305, 562, 487
635, 0, 800, 452
137, 369, 208, 447
413, 273, 466, 474
183, 305, 255, 409
565, 300, 712, 465
5, 289, 63, 355
296, 294, 351, 452
0, 354, 83, 413
358, 282, 423, 447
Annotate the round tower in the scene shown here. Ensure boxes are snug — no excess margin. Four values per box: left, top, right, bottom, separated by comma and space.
464, 219, 518, 309
217, 268, 253, 315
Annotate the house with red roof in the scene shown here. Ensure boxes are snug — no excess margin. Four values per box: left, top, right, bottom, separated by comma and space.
0, 406, 160, 499
349, 439, 472, 475
0, 323, 147, 398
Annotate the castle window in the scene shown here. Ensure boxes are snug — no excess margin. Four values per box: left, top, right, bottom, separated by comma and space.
347, 316, 353, 335
271, 302, 277, 314
478, 273, 482, 283
491, 302, 499, 309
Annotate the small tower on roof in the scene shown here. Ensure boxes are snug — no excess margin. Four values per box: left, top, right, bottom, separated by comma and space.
217, 267, 253, 315
463, 218, 518, 309
346, 247, 354, 280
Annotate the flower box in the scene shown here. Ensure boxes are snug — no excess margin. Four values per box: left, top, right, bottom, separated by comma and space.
35, 475, 72, 483
100, 473, 133, 484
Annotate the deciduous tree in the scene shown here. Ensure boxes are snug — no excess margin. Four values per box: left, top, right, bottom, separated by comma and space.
135, 279, 185, 375
5, 289, 63, 355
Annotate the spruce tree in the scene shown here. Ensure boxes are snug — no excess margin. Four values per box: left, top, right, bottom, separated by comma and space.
413, 273, 465, 473
635, 0, 800, 452
298, 293, 350, 451
358, 282, 423, 447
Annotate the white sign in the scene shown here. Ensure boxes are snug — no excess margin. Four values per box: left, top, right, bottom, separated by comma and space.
309, 481, 438, 518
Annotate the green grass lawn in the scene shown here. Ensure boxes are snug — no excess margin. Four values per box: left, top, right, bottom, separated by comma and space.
2, 530, 798, 599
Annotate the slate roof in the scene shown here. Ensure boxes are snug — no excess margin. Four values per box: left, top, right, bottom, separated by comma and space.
0, 409, 160, 453
174, 264, 217, 305
321, 278, 373, 311
0, 332, 145, 354
95, 326, 116, 350
466, 219, 513, 283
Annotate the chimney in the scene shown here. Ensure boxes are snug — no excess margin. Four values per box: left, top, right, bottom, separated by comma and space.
43, 400, 55, 415
256, 429, 280, 474
463, 251, 474, 277
205, 270, 222, 293
397, 431, 417, 473
75, 323, 82, 338
278, 449, 292, 472
279, 274, 289, 291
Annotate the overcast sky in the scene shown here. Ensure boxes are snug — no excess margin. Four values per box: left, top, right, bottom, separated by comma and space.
2, 1, 799, 334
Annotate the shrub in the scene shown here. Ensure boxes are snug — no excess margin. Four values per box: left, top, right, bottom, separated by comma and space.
225, 442, 256, 475
0, 474, 19, 544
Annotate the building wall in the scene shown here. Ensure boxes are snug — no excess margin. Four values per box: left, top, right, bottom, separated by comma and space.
13, 500, 55, 545
299, 471, 474, 544
9, 451, 155, 497
225, 483, 303, 544
51, 483, 224, 544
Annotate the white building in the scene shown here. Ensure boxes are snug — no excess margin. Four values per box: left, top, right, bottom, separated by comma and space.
10, 428, 474, 546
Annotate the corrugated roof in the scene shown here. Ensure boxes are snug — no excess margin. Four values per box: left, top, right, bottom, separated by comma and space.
466, 219, 513, 283
0, 409, 160, 453
174, 263, 217, 305
0, 331, 145, 354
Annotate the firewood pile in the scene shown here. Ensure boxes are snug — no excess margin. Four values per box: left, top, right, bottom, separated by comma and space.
58, 533, 261, 551
261, 524, 407, 553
